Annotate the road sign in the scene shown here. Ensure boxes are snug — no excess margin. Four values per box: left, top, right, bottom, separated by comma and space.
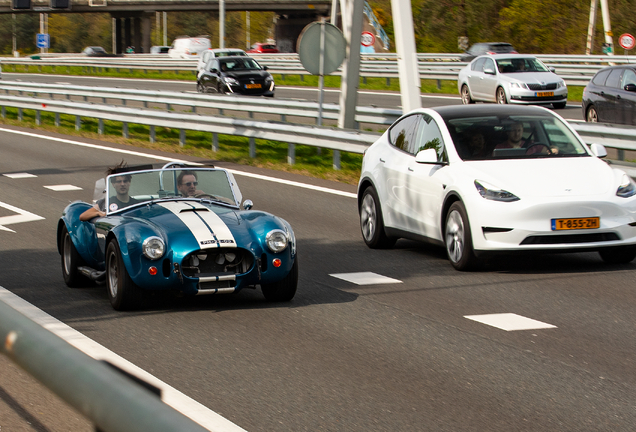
361, 31, 375, 47
36, 33, 49, 49
619, 33, 635, 50
297, 22, 346, 75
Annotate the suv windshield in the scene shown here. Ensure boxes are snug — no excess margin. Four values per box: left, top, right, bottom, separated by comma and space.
105, 168, 238, 214
446, 115, 589, 161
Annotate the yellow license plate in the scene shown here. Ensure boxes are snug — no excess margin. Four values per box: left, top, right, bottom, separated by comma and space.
245, 83, 261, 89
551, 217, 600, 231
537, 91, 554, 97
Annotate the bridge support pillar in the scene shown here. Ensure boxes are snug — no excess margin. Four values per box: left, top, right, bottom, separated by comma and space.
111, 12, 153, 53
274, 13, 325, 53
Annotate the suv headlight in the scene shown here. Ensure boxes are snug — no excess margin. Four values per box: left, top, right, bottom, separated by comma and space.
617, 173, 636, 198
266, 229, 288, 253
475, 180, 520, 202
510, 82, 527, 89
223, 76, 239, 85
142, 236, 165, 260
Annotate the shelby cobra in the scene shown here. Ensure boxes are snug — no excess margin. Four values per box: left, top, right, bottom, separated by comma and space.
57, 163, 298, 310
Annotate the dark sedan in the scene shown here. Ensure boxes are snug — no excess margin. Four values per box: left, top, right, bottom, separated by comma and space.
460, 42, 517, 62
197, 56, 275, 97
582, 65, 636, 125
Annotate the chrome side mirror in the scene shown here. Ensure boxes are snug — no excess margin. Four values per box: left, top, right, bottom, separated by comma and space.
589, 143, 607, 158
242, 199, 253, 210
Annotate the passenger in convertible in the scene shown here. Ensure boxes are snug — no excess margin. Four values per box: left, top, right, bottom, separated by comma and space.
80, 162, 140, 221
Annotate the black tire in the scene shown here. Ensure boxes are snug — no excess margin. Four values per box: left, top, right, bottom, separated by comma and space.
598, 246, 636, 264
461, 85, 474, 104
444, 201, 478, 271
553, 102, 566, 109
586, 105, 598, 122
106, 240, 142, 310
262, 258, 298, 302
496, 87, 507, 104
61, 225, 88, 288
359, 186, 397, 249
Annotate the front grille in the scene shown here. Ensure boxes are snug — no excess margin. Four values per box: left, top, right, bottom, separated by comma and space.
527, 83, 558, 90
181, 248, 254, 277
520, 232, 620, 245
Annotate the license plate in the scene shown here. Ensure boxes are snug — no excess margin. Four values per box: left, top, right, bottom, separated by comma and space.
551, 217, 600, 231
245, 83, 261, 89
537, 91, 554, 97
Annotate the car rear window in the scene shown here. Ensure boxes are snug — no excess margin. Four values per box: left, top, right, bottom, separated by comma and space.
489, 44, 515, 53
605, 68, 623, 88
592, 69, 611, 86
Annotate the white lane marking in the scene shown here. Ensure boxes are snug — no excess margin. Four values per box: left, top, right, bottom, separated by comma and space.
0, 200, 45, 232
0, 286, 247, 432
3, 173, 37, 179
464, 313, 557, 331
44, 184, 83, 191
330, 272, 402, 285
0, 127, 357, 199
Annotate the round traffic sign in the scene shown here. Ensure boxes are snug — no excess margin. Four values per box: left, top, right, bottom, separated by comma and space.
361, 31, 375, 47
297, 22, 346, 75
619, 33, 635, 50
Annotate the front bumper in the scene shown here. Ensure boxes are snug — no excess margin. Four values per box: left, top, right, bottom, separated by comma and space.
468, 196, 636, 252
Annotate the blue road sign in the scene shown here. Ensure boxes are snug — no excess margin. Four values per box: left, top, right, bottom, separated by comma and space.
36, 33, 50, 49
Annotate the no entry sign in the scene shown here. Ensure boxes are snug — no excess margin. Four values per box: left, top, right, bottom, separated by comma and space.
361, 31, 375, 47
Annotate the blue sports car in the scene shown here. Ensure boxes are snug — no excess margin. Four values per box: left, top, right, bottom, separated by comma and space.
57, 162, 298, 310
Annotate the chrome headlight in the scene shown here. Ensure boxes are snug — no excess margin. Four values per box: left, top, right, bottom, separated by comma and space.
475, 180, 520, 202
266, 229, 288, 253
557, 80, 566, 88
223, 76, 239, 85
617, 173, 636, 198
142, 236, 165, 260
265, 75, 274, 84
510, 82, 527, 89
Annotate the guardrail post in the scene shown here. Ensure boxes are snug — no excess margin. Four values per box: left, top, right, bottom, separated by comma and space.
180, 129, 185, 147
123, 122, 129, 138
75, 116, 81, 131
333, 150, 341, 170
55, 113, 60, 127
1, 106, 5, 119
249, 137, 256, 158
212, 133, 219, 152
618, 149, 625, 160
36, 110, 41, 125
192, 105, 196, 113
150, 125, 156, 143
281, 114, 286, 122
288, 144, 295, 165
18, 108, 23, 121
386, 77, 390, 86
167, 103, 172, 111
98, 119, 104, 135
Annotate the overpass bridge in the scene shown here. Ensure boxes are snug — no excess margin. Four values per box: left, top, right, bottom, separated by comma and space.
0, 0, 332, 53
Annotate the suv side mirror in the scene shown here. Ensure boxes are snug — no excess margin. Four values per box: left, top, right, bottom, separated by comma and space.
624, 83, 636, 92
589, 143, 607, 158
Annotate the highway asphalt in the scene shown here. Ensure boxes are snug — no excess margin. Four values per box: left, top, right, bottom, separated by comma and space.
1, 77, 636, 431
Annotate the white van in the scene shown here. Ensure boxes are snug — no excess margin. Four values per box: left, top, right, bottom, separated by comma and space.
197, 48, 247, 73
168, 36, 211, 59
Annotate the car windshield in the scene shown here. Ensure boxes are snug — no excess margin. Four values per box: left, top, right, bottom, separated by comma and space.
220, 58, 262, 71
446, 115, 590, 161
496, 58, 549, 73
105, 168, 238, 214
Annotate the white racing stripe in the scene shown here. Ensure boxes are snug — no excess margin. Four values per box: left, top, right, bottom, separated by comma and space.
158, 201, 236, 249
0, 286, 247, 432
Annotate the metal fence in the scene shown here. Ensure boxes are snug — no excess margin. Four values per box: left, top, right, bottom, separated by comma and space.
0, 82, 635, 168
3, 52, 636, 86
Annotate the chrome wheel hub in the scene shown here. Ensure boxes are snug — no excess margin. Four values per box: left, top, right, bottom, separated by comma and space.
445, 210, 464, 263
360, 194, 377, 242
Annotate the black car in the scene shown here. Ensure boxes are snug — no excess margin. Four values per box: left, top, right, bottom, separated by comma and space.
82, 46, 122, 58
197, 56, 275, 97
460, 42, 517, 62
582, 65, 636, 125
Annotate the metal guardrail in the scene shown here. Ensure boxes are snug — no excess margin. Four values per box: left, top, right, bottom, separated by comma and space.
0, 81, 402, 126
0, 83, 634, 166
0, 298, 211, 432
3, 53, 636, 85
